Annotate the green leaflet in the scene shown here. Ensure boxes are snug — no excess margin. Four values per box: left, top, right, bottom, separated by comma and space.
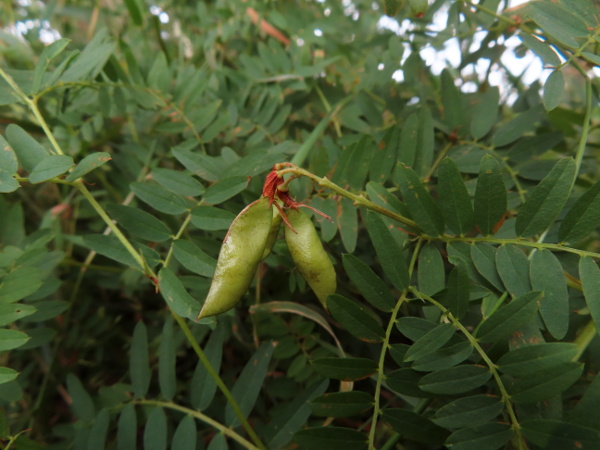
437, 157, 474, 236
473, 155, 506, 236
516, 158, 576, 237
395, 164, 444, 236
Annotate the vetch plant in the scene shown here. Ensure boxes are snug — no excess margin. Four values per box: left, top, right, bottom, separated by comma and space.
0, 1, 599, 449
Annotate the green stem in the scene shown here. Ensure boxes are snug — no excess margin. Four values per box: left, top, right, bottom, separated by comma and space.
277, 166, 418, 230
134, 399, 259, 450
410, 287, 526, 449
368, 238, 425, 449
573, 74, 593, 178
0, 67, 63, 155
163, 211, 194, 268
30, 98, 64, 155
367, 290, 408, 450
172, 314, 266, 450
74, 180, 150, 274
441, 236, 600, 260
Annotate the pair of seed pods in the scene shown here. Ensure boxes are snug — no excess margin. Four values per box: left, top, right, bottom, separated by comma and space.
196, 196, 337, 319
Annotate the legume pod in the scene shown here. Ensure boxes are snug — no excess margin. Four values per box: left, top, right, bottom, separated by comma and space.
196, 197, 273, 319
284, 209, 336, 308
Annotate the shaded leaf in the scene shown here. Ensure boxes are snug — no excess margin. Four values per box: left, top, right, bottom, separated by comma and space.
433, 395, 504, 429
172, 147, 222, 182
226, 342, 275, 427
510, 362, 583, 403
527, 1, 589, 48
310, 391, 374, 418
477, 291, 541, 343
6, 124, 49, 172
107, 204, 172, 242
0, 267, 43, 303
497, 343, 579, 376
67, 373, 95, 421
190, 206, 235, 230
0, 368, 18, 386
327, 295, 385, 343
470, 87, 500, 139
419, 365, 492, 394
265, 380, 329, 449
440, 262, 470, 319
158, 316, 176, 400
496, 245, 531, 297
88, 409, 110, 450
131, 182, 188, 215
293, 427, 367, 450
411, 341, 473, 373
418, 243, 445, 296
130, 322, 150, 398
172, 239, 216, 277
474, 155, 506, 236
558, 180, 600, 243
446, 422, 513, 450
0, 329, 30, 351
83, 235, 141, 269
530, 249, 569, 339
29, 154, 73, 183
404, 323, 456, 362
203, 176, 249, 205
470, 243, 504, 291
312, 357, 378, 381
386, 368, 434, 398
365, 211, 409, 291
543, 70, 564, 111
395, 164, 444, 236
143, 408, 167, 450
191, 324, 224, 410
382, 408, 449, 445
516, 158, 576, 237
370, 126, 399, 183
342, 254, 395, 312
579, 257, 600, 334
338, 197, 358, 253
522, 420, 600, 450
158, 268, 202, 321
438, 157, 474, 235
171, 416, 196, 450
66, 152, 111, 182
31, 38, 71, 93
117, 404, 137, 450
152, 168, 205, 197
491, 107, 542, 147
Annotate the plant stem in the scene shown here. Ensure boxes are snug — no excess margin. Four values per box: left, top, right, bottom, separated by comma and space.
368, 290, 408, 450
172, 314, 266, 450
134, 399, 260, 450
277, 166, 418, 230
441, 236, 600, 260
368, 238, 424, 449
74, 180, 150, 274
573, 74, 592, 178
163, 211, 194, 268
410, 287, 526, 449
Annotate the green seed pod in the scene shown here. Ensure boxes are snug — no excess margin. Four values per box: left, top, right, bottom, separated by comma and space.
284, 209, 336, 308
261, 206, 282, 260
197, 197, 273, 319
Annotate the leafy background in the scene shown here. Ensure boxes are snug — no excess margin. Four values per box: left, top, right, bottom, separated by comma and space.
1, 0, 600, 449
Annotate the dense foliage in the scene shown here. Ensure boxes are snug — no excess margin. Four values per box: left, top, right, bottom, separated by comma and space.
1, 0, 600, 448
